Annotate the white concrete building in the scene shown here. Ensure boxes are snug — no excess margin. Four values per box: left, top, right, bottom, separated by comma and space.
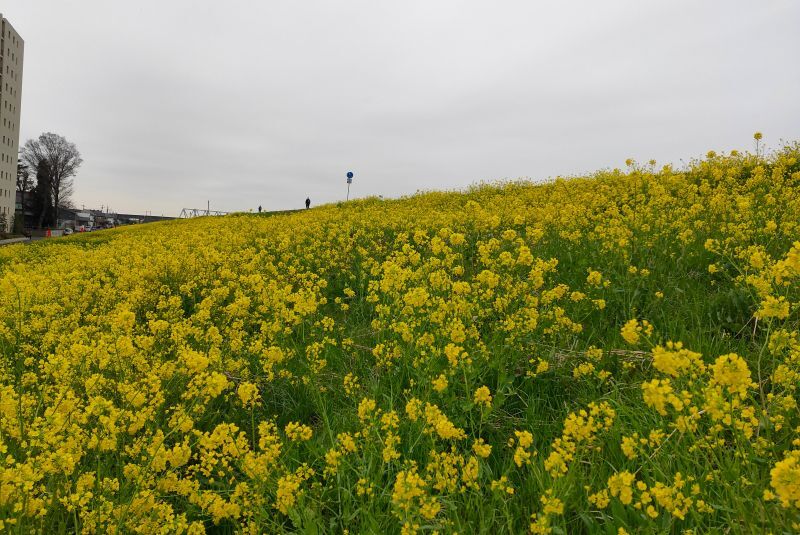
0, 14, 23, 232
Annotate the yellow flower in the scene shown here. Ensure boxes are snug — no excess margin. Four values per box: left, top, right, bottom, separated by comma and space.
770, 450, 800, 508
419, 497, 441, 520
621, 319, 644, 345
473, 386, 492, 408
275, 466, 314, 514
343, 373, 360, 395
236, 382, 260, 407
472, 438, 492, 458
491, 476, 514, 495
527, 358, 550, 377
405, 398, 422, 421
513, 430, 535, 467
432, 374, 448, 393
621, 435, 638, 460
392, 468, 427, 513
573, 362, 596, 378
588, 489, 610, 509
382, 431, 401, 462
710, 353, 753, 398
284, 421, 313, 442
539, 489, 564, 515
424, 403, 466, 440
358, 397, 378, 422
642, 379, 683, 415
651, 342, 705, 377
324, 447, 343, 477
755, 295, 790, 320
4, 131, 800, 532
516, 430, 534, 448
608, 471, 636, 505
529, 513, 551, 534
444, 343, 469, 367
337, 432, 357, 453
356, 478, 375, 497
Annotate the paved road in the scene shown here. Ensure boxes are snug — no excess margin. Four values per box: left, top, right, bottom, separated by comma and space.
0, 237, 31, 246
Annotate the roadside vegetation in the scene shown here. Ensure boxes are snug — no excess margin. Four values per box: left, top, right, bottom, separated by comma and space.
0, 140, 799, 533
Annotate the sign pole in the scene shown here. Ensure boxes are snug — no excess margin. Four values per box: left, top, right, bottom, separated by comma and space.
346, 171, 354, 201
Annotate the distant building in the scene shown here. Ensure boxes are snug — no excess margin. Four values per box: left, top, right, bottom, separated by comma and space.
14, 190, 34, 228
0, 14, 23, 231
57, 207, 175, 231
115, 213, 174, 225
58, 208, 95, 231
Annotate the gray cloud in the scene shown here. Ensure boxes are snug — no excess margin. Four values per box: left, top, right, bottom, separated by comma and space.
5, 0, 799, 215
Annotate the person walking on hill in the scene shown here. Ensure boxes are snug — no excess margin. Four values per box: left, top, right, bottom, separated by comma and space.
305, 198, 311, 209
258, 205, 262, 213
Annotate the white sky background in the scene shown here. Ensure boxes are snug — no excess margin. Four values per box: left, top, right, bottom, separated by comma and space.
3, 1, 799, 216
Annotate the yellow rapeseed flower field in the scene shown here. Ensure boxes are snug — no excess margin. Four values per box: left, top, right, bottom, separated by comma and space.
1, 143, 799, 533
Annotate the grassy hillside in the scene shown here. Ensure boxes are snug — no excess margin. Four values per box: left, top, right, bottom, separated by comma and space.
1, 144, 799, 534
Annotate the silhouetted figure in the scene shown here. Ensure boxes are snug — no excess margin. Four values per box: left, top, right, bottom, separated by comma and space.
305, 198, 311, 209
258, 205, 262, 213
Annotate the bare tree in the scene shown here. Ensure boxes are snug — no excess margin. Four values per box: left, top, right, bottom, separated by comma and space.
16, 160, 32, 194
20, 133, 83, 226
14, 161, 32, 232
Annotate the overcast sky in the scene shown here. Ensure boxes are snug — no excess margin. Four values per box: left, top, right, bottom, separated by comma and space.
3, 1, 799, 216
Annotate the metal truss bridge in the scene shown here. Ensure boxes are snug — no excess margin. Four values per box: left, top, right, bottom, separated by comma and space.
179, 208, 231, 218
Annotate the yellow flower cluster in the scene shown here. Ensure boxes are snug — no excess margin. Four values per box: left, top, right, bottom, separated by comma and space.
770, 450, 800, 509
473, 385, 493, 408
284, 421, 313, 442
621, 318, 653, 345
544, 402, 616, 478
0, 143, 798, 532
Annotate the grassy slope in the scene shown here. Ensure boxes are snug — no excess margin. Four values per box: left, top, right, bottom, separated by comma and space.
0, 146, 799, 533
